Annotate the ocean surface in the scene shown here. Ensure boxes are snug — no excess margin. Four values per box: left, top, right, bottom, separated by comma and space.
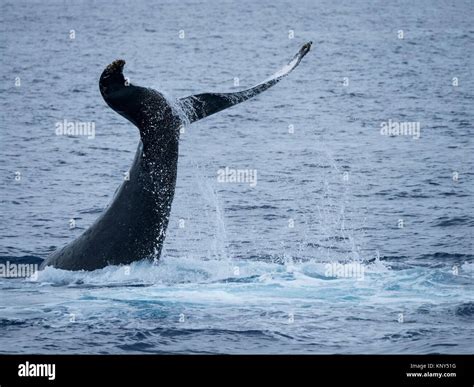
0, 0, 473, 354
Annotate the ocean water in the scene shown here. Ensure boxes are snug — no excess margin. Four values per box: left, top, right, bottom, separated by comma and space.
0, 0, 473, 354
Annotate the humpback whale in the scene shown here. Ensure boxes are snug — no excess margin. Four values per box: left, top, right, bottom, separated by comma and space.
41, 42, 312, 271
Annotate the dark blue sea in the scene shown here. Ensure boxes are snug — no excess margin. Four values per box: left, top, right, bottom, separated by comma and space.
0, 0, 473, 353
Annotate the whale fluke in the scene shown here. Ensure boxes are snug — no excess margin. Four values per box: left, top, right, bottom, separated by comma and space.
41, 42, 312, 271
178, 41, 312, 123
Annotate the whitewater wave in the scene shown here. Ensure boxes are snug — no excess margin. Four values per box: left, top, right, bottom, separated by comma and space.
24, 254, 471, 291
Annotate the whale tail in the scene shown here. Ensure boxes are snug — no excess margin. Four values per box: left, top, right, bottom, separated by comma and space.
178, 41, 312, 123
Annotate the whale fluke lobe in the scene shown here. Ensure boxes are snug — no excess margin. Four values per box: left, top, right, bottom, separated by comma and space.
178, 41, 312, 123
41, 42, 312, 271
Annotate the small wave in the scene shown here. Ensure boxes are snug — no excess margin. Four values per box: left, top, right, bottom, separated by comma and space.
0, 255, 44, 265
433, 216, 473, 227
227, 204, 279, 211
455, 302, 474, 318
0, 318, 27, 327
